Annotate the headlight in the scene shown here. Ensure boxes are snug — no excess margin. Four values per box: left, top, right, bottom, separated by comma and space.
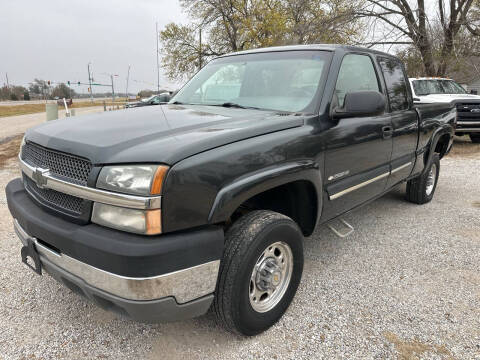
93, 164, 168, 235
92, 203, 161, 235
96, 164, 169, 196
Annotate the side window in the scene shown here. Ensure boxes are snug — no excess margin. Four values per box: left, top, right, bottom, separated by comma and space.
334, 54, 379, 107
378, 57, 409, 111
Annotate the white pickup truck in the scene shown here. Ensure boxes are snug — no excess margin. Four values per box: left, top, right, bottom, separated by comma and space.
409, 77, 480, 143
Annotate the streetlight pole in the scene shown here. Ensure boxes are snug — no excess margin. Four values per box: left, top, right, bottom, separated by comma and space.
87, 62, 93, 102
125, 65, 131, 101
110, 74, 115, 103
156, 22, 160, 94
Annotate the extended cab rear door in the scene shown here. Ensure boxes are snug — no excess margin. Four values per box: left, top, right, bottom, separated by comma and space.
376, 56, 417, 187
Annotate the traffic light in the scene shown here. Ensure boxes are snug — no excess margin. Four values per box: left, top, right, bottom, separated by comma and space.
47, 80, 51, 85
67, 81, 70, 85
77, 81, 80, 85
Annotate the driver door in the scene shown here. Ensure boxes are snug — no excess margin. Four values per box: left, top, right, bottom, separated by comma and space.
322, 53, 393, 220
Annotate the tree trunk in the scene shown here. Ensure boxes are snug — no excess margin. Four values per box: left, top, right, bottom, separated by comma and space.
417, 37, 437, 76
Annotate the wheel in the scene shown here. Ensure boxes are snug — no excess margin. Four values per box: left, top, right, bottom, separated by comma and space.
214, 210, 304, 336
470, 134, 480, 143
406, 153, 440, 204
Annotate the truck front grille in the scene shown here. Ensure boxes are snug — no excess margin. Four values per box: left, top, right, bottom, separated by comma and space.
21, 142, 92, 221
24, 177, 84, 215
456, 103, 480, 122
21, 142, 92, 185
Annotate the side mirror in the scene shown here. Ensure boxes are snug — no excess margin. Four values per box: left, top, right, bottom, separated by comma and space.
333, 91, 386, 119
470, 89, 478, 95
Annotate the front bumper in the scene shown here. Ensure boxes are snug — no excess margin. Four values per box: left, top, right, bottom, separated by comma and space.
6, 178, 224, 322
455, 121, 480, 133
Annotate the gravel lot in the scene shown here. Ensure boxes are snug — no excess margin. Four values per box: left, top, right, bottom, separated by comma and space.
0, 138, 479, 360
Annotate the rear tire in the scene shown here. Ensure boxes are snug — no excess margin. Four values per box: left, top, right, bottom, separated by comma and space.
213, 210, 304, 336
470, 134, 480, 143
406, 154, 440, 204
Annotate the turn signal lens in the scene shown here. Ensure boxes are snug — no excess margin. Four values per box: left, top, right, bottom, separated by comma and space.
150, 166, 169, 195
146, 209, 162, 234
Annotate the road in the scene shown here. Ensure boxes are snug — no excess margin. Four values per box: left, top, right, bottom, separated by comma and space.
0, 106, 104, 141
0, 98, 114, 106
0, 140, 479, 359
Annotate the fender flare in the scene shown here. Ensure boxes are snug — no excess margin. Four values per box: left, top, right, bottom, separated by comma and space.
422, 125, 453, 175
207, 160, 323, 226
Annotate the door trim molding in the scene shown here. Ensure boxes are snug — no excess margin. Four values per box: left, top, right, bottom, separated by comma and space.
391, 161, 412, 174
329, 172, 389, 200
329, 160, 413, 200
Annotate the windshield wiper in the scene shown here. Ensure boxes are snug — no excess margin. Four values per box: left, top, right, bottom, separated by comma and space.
212, 102, 262, 110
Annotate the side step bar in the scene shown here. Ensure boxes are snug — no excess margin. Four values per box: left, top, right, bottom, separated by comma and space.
327, 218, 354, 238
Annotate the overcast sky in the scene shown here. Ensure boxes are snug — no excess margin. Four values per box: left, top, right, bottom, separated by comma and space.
0, 0, 187, 94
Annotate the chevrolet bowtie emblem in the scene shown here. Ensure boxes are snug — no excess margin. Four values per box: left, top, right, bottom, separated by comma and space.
32, 168, 49, 188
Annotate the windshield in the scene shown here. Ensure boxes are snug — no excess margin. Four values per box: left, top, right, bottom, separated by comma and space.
412, 79, 466, 95
171, 51, 331, 112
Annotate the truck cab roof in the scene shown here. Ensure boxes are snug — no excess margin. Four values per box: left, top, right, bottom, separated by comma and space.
218, 44, 400, 60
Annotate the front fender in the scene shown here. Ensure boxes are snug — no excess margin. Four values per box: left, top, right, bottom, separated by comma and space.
208, 160, 323, 225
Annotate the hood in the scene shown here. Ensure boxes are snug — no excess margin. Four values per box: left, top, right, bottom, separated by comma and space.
26, 104, 304, 165
416, 93, 480, 103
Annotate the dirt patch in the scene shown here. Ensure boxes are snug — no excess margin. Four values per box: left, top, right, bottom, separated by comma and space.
0, 134, 23, 168
447, 136, 480, 159
384, 332, 454, 360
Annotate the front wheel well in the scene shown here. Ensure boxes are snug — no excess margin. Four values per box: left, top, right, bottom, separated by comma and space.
229, 180, 318, 237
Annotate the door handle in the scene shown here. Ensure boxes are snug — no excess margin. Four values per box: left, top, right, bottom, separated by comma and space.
382, 126, 393, 139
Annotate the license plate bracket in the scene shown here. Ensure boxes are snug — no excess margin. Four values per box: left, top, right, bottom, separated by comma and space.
20, 238, 42, 275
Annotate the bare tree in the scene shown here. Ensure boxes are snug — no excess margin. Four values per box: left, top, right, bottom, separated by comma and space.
358, 0, 477, 76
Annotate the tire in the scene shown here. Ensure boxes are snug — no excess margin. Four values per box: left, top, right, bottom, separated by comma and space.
470, 134, 480, 143
213, 210, 304, 336
406, 153, 440, 204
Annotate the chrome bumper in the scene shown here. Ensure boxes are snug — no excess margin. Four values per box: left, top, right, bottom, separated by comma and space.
14, 219, 220, 303
455, 121, 480, 132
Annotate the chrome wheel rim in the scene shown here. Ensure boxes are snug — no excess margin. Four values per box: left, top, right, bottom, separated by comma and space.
249, 241, 293, 313
426, 164, 437, 196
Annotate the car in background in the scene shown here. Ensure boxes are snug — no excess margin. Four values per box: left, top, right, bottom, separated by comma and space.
409, 77, 480, 143
125, 93, 171, 108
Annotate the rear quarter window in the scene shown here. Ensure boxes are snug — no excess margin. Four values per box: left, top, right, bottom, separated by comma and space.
378, 57, 409, 111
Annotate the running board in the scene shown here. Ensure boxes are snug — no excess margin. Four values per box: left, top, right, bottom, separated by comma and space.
327, 218, 354, 238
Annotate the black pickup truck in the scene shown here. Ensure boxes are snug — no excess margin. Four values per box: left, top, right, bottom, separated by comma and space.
6, 45, 455, 336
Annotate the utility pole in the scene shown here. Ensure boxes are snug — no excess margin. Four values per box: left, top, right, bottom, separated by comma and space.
125, 65, 131, 101
199, 28, 202, 71
110, 74, 115, 103
87, 62, 93, 102
156, 22, 160, 94
5, 73, 10, 89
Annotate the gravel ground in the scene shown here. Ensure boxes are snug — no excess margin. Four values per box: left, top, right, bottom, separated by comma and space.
0, 141, 479, 360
